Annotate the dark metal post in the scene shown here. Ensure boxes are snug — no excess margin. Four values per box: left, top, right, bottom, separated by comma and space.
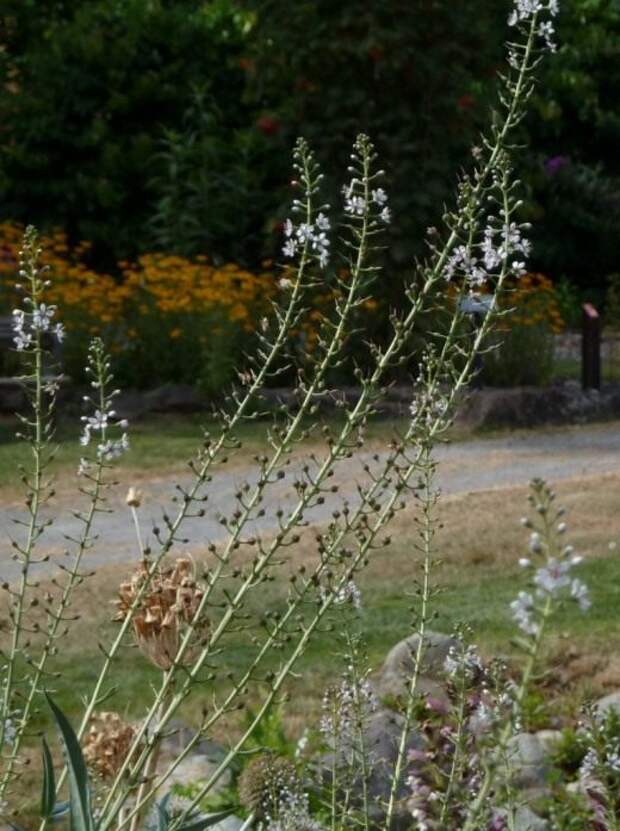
582, 303, 601, 390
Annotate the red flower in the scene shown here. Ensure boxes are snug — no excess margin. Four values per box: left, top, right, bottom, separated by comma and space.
256, 115, 281, 136
457, 94, 475, 111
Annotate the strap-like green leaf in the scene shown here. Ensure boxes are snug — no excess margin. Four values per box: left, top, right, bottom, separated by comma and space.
177, 810, 233, 831
51, 800, 71, 821
41, 735, 56, 819
45, 693, 94, 831
157, 794, 171, 831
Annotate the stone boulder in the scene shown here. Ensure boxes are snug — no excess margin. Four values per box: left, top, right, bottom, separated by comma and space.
595, 690, 620, 717
455, 382, 620, 430
145, 383, 207, 413
157, 721, 231, 797
374, 631, 459, 705
504, 733, 550, 791
318, 707, 425, 830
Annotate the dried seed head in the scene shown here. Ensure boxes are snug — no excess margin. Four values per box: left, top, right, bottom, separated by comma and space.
113, 557, 208, 669
238, 753, 298, 817
82, 711, 138, 780
126, 487, 143, 508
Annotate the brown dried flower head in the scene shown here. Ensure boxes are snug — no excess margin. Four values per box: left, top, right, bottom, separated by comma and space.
82, 711, 138, 780
114, 557, 208, 670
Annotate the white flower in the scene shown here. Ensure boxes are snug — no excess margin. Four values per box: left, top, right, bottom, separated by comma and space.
77, 457, 91, 477
311, 231, 330, 269
344, 194, 366, 216
444, 644, 483, 680
296, 222, 314, 243
278, 277, 293, 290
284, 218, 294, 238
607, 750, 620, 773
509, 0, 559, 27
538, 20, 557, 50
380, 206, 391, 224
443, 245, 487, 286
31, 303, 55, 332
12, 309, 32, 351
570, 578, 591, 612
3, 719, 16, 746
518, 557, 531, 568
97, 433, 129, 461
510, 591, 539, 636
371, 188, 388, 206
282, 238, 297, 258
54, 322, 65, 342
579, 748, 598, 780
316, 212, 330, 231
534, 558, 571, 594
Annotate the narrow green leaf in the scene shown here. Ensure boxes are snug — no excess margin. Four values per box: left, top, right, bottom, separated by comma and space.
41, 735, 56, 818
45, 693, 94, 831
157, 793, 171, 831
178, 810, 233, 831
51, 800, 71, 820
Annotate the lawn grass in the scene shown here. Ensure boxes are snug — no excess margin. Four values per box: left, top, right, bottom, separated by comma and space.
4, 472, 619, 825
16, 473, 620, 727
0, 412, 415, 500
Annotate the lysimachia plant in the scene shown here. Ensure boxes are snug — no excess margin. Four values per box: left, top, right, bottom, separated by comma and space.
2, 2, 604, 830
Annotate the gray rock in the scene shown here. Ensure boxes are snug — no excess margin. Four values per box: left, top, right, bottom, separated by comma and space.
455, 383, 620, 430
145, 383, 206, 413
534, 729, 563, 756
158, 722, 231, 796
495, 805, 549, 831
318, 707, 425, 830
113, 390, 151, 421
210, 817, 245, 831
504, 733, 550, 791
595, 690, 620, 717
375, 631, 458, 704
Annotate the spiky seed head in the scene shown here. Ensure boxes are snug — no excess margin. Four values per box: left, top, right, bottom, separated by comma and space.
238, 753, 298, 817
113, 557, 207, 669
82, 711, 138, 780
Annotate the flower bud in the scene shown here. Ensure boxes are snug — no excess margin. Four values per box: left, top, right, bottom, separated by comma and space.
126, 487, 142, 508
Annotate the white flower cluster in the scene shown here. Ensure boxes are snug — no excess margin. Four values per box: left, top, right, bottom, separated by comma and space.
410, 387, 449, 427
406, 773, 435, 831
444, 643, 484, 682
342, 181, 391, 224
80, 406, 129, 463
260, 788, 322, 831
12, 303, 65, 351
508, 1, 559, 51
444, 221, 531, 287
511, 519, 590, 637
322, 579, 362, 610
282, 213, 331, 268
579, 744, 620, 781
319, 677, 377, 740
3, 718, 16, 746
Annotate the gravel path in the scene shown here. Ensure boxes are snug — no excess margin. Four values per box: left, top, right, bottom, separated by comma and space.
2, 423, 619, 583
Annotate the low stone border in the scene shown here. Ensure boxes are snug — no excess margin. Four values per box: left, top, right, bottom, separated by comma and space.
3, 379, 620, 430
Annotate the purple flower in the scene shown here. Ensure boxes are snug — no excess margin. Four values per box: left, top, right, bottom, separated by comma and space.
544, 155, 570, 176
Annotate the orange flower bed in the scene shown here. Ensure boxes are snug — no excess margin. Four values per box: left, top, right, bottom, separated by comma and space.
0, 222, 276, 337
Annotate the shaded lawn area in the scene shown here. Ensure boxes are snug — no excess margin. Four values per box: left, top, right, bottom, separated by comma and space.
21, 474, 620, 727
4, 473, 619, 824
0, 412, 412, 499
